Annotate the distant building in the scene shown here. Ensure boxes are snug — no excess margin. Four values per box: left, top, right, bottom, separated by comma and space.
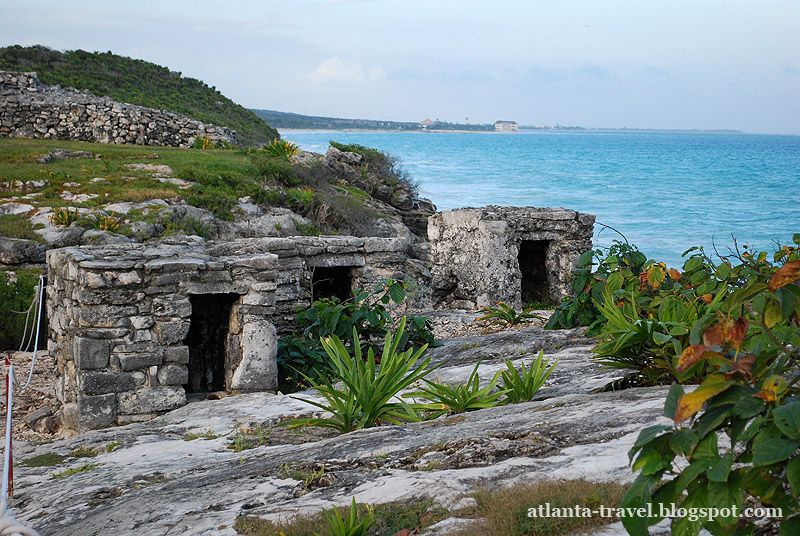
419, 118, 434, 129
494, 120, 518, 132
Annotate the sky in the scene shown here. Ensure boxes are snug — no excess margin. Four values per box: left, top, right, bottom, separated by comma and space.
2, 0, 799, 133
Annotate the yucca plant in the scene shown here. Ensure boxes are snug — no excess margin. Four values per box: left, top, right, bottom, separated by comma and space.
500, 350, 559, 404
87, 209, 121, 232
476, 302, 544, 327
286, 318, 437, 433
49, 206, 79, 227
261, 138, 300, 160
404, 359, 507, 418
317, 498, 374, 536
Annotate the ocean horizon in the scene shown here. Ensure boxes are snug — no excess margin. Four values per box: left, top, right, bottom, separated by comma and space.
281, 129, 800, 269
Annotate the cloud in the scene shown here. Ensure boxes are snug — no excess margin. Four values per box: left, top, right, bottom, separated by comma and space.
307, 56, 385, 83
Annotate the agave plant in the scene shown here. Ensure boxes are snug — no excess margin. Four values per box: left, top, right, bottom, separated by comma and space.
476, 302, 544, 327
405, 359, 507, 418
286, 317, 437, 433
49, 206, 79, 227
261, 138, 300, 160
500, 350, 559, 403
319, 498, 374, 536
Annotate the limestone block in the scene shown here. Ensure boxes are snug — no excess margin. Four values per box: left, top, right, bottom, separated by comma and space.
230, 317, 277, 391
73, 337, 109, 370
117, 386, 186, 414
157, 364, 189, 386
154, 319, 191, 344
116, 350, 163, 371
77, 393, 117, 429
153, 296, 192, 318
306, 254, 365, 268
164, 345, 190, 364
78, 371, 137, 395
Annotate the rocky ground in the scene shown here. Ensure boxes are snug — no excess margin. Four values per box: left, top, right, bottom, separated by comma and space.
3, 323, 673, 536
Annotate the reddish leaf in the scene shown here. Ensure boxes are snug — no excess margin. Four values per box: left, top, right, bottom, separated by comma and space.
768, 260, 800, 292
647, 265, 666, 289
676, 345, 724, 374
725, 353, 756, 381
703, 324, 727, 347
700, 293, 713, 304
729, 317, 749, 349
675, 374, 732, 423
668, 268, 683, 281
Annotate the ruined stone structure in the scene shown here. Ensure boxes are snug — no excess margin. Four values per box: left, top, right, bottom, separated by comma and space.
259, 236, 415, 332
0, 71, 235, 147
428, 206, 594, 310
46, 235, 417, 431
47, 240, 277, 431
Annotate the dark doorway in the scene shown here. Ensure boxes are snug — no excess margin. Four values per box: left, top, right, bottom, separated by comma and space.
518, 240, 550, 304
184, 294, 238, 393
312, 266, 353, 301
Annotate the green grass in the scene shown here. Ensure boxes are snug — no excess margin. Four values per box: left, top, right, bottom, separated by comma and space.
460, 480, 629, 536
68, 446, 98, 458
20, 452, 66, 467
0, 45, 279, 146
50, 462, 98, 479
0, 213, 43, 241
234, 497, 445, 536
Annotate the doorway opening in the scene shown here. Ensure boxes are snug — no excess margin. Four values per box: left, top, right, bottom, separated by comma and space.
184, 293, 238, 393
311, 266, 354, 301
518, 240, 550, 304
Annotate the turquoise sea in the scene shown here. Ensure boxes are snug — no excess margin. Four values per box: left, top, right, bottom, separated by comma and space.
280, 130, 800, 268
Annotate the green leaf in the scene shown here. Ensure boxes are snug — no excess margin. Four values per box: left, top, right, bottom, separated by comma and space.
774, 402, 800, 440
707, 453, 733, 482
707, 471, 743, 528
787, 457, 800, 497
696, 406, 731, 438
653, 331, 672, 345
629, 425, 672, 462
669, 429, 699, 456
633, 449, 672, 475
620, 473, 662, 536
664, 383, 685, 419
388, 282, 405, 303
692, 432, 718, 460
780, 516, 800, 536
672, 485, 708, 536
752, 438, 800, 467
732, 395, 766, 420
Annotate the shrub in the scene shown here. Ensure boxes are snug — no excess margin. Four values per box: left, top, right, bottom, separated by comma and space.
322, 498, 374, 536
622, 237, 800, 536
277, 278, 435, 389
250, 153, 300, 186
0, 268, 43, 350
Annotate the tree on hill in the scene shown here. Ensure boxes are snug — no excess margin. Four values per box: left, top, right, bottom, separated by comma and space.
0, 45, 279, 146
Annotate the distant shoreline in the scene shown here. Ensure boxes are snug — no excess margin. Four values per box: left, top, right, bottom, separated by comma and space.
279, 127, 745, 134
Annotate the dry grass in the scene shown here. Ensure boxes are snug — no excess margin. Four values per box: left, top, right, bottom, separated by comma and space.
454, 479, 628, 536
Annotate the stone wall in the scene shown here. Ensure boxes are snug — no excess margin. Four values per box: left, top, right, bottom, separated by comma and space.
428, 206, 594, 309
46, 239, 277, 431
0, 71, 235, 147
257, 235, 415, 333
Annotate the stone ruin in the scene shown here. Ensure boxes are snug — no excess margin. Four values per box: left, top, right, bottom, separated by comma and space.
46, 236, 415, 431
428, 206, 595, 309
0, 71, 235, 147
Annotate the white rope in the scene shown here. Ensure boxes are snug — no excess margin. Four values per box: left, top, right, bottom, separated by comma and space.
0, 274, 46, 535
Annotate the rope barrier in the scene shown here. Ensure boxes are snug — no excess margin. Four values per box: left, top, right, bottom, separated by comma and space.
1, 274, 44, 536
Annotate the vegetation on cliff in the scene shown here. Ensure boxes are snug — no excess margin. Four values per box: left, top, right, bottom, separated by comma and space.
0, 45, 279, 146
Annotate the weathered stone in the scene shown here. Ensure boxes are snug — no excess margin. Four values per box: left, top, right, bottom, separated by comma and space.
77, 393, 116, 429
116, 351, 163, 371
117, 386, 185, 414
164, 345, 190, 364
157, 364, 189, 386
0, 237, 47, 264
230, 317, 277, 391
152, 296, 192, 317
73, 337, 109, 370
154, 320, 191, 344
78, 372, 137, 395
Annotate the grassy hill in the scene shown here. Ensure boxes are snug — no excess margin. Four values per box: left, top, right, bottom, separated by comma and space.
0, 45, 279, 146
